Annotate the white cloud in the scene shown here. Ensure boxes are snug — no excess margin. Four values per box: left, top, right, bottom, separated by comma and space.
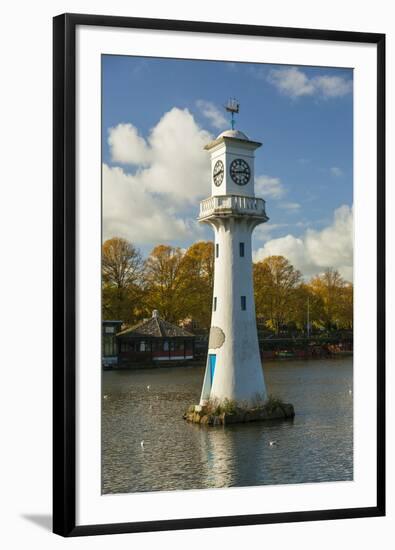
196, 100, 228, 130
108, 123, 151, 165
314, 75, 353, 98
255, 175, 285, 199
107, 108, 212, 204
279, 201, 301, 210
254, 204, 353, 280
253, 223, 290, 242
103, 107, 214, 244
268, 67, 315, 97
267, 67, 352, 99
103, 164, 201, 244
330, 166, 344, 177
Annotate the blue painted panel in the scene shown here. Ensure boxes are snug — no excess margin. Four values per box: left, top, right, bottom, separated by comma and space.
209, 354, 216, 386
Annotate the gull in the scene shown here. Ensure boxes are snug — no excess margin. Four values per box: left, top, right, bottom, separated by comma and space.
103, 395, 108, 399
269, 441, 278, 447
348, 389, 352, 395
141, 440, 145, 449
146, 385, 151, 390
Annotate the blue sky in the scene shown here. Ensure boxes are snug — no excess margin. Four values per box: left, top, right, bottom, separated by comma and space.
102, 55, 353, 280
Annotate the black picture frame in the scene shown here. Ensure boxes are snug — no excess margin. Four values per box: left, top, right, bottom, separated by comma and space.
53, 13, 386, 537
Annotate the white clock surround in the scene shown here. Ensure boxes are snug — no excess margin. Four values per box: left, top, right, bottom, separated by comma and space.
208, 129, 260, 197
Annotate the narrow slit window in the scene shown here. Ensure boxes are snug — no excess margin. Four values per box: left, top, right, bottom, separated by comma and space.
241, 296, 246, 311
239, 242, 245, 257
216, 243, 219, 258
214, 297, 217, 311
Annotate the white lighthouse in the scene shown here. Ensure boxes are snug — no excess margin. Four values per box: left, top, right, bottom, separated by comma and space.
199, 103, 268, 407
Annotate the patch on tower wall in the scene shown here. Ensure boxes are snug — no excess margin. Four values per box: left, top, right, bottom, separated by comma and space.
208, 326, 225, 349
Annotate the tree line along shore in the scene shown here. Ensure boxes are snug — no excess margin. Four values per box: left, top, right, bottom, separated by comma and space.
102, 237, 353, 340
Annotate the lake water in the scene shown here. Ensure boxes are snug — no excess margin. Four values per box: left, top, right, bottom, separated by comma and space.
102, 358, 353, 494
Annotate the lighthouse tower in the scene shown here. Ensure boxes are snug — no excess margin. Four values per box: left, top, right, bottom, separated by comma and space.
199, 104, 269, 407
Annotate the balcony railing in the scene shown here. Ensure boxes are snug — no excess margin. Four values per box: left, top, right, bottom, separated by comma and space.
198, 195, 268, 221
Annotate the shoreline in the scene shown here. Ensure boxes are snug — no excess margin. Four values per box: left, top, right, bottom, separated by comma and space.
103, 352, 353, 371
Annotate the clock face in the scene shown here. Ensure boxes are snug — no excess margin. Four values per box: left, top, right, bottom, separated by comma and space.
213, 160, 224, 186
230, 158, 251, 185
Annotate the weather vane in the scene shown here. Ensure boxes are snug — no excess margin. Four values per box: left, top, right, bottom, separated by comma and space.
225, 98, 240, 130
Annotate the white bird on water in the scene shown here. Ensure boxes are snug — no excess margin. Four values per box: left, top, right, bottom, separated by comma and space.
146, 385, 151, 390
348, 389, 352, 395
103, 395, 108, 400
141, 440, 145, 449
269, 441, 278, 447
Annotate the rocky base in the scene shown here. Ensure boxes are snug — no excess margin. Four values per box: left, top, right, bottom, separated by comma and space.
183, 402, 295, 426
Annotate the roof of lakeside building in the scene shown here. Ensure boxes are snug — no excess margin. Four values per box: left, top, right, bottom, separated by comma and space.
117, 314, 194, 338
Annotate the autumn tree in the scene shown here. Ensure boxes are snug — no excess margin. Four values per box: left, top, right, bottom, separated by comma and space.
253, 255, 302, 334
337, 282, 353, 329
287, 283, 314, 331
180, 241, 214, 328
308, 268, 352, 330
102, 237, 144, 323
101, 236, 353, 333
143, 245, 187, 323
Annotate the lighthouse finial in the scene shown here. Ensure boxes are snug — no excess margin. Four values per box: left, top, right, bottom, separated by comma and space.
225, 98, 239, 130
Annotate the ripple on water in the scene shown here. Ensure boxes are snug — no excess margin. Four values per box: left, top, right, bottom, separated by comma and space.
102, 359, 353, 494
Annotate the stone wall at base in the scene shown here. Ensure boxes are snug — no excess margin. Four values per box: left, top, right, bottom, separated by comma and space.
183, 402, 295, 426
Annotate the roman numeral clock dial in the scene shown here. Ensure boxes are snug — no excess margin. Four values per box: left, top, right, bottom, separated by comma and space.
213, 160, 224, 186
230, 158, 251, 185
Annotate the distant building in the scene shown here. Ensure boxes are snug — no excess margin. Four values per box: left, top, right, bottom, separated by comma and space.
102, 320, 123, 368
116, 310, 195, 365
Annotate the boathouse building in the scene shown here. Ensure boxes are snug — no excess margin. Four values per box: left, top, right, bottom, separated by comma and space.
116, 310, 195, 366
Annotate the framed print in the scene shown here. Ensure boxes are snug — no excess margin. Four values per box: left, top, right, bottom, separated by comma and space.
53, 13, 385, 537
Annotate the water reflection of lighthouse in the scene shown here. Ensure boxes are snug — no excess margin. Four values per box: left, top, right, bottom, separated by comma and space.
198, 425, 266, 489
199, 101, 268, 407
